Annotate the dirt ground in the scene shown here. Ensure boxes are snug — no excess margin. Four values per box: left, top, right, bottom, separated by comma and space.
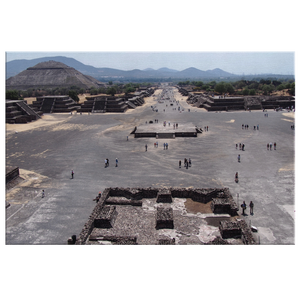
184, 198, 213, 214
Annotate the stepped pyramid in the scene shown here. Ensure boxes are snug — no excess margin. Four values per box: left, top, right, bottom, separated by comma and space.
6, 60, 105, 90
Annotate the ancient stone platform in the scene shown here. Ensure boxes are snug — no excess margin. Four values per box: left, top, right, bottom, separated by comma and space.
75, 187, 253, 245
133, 122, 200, 138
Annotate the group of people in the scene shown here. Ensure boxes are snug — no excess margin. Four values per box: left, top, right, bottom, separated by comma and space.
236, 143, 245, 151
242, 124, 260, 130
179, 158, 192, 169
267, 143, 276, 150
204, 126, 209, 131
104, 158, 119, 167
152, 142, 169, 149
162, 121, 179, 128
241, 201, 254, 215
242, 124, 249, 129
104, 158, 110, 167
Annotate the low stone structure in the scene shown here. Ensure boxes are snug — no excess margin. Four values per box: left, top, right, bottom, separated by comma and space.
6, 100, 42, 123
31, 95, 80, 113
177, 86, 295, 111
6, 166, 20, 184
75, 187, 253, 245
219, 219, 256, 244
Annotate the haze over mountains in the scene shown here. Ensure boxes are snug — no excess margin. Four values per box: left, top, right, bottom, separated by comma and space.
6, 56, 236, 80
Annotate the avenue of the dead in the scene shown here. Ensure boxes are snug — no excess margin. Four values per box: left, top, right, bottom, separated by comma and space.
5, 86, 295, 245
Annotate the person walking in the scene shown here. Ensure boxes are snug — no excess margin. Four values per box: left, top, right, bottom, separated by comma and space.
71, 170, 74, 179
250, 201, 254, 215
238, 154, 240, 163
274, 142, 276, 150
115, 158, 118, 167
42, 190, 45, 198
179, 160, 181, 168
235, 172, 239, 182
145, 144, 148, 151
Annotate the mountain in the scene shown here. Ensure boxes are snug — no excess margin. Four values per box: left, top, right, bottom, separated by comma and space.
6, 60, 105, 90
6, 56, 237, 80
157, 67, 178, 73
206, 68, 233, 77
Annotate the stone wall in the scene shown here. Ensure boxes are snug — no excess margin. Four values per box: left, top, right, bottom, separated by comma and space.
219, 219, 256, 244
6, 167, 19, 184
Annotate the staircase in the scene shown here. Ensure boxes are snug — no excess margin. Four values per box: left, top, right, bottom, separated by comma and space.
16, 101, 41, 119
127, 100, 137, 109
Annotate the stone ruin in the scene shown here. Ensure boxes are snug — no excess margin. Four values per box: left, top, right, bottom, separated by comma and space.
73, 187, 256, 245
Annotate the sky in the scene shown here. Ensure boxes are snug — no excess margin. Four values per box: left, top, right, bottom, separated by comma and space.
6, 51, 294, 75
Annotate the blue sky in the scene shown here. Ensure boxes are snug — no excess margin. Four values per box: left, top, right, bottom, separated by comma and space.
6, 51, 294, 75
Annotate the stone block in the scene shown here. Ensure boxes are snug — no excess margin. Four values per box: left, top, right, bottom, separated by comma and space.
156, 189, 172, 203
94, 205, 118, 228
156, 207, 174, 229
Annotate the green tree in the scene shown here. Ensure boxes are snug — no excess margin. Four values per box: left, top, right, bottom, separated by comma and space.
6, 90, 20, 100
69, 90, 79, 102
214, 82, 226, 94
107, 87, 116, 96
242, 88, 249, 95
224, 83, 235, 94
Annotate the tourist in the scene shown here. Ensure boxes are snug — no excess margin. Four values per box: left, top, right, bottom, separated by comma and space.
269, 143, 272, 150
163, 143, 166, 150
145, 144, 148, 151
179, 160, 181, 168
115, 158, 118, 167
274, 142, 276, 150
236, 143, 238, 150
267, 143, 269, 150
235, 172, 239, 183
166, 143, 168, 150
250, 201, 254, 215
241, 201, 247, 215
104, 159, 107, 167
42, 190, 45, 198
242, 144, 245, 151
189, 158, 191, 166
238, 154, 240, 163
71, 170, 74, 179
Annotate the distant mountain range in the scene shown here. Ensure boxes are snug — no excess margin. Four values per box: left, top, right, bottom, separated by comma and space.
6, 56, 236, 80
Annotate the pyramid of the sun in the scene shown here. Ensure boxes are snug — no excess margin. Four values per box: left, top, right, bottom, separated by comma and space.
6, 60, 105, 90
